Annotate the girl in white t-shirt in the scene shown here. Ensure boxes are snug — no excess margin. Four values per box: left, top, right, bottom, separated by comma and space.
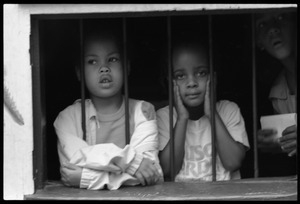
157, 37, 250, 182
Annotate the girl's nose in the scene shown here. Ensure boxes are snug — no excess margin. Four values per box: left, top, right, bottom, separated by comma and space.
267, 19, 281, 36
268, 26, 280, 36
187, 77, 198, 88
99, 66, 110, 74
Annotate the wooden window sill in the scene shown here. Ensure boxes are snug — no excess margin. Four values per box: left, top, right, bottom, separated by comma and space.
25, 176, 297, 200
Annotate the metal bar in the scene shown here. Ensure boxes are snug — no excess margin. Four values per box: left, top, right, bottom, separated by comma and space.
251, 14, 259, 178
208, 15, 217, 182
123, 18, 130, 145
295, 23, 297, 120
79, 19, 87, 141
167, 16, 175, 181
31, 17, 46, 189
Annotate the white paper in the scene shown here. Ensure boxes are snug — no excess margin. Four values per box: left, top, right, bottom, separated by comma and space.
260, 113, 297, 139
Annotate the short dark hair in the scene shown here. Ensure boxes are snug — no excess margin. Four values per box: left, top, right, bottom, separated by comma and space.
172, 31, 208, 53
74, 19, 123, 66
172, 34, 208, 62
83, 19, 123, 53
161, 31, 209, 75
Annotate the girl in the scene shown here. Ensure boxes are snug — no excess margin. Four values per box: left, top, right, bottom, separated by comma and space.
157, 38, 250, 182
54, 26, 163, 190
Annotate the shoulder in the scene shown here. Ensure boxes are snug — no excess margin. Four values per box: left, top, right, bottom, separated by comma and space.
54, 99, 83, 127
129, 98, 156, 121
156, 105, 170, 118
56, 99, 93, 121
217, 100, 240, 112
216, 100, 242, 121
156, 105, 178, 125
269, 71, 287, 99
58, 99, 81, 115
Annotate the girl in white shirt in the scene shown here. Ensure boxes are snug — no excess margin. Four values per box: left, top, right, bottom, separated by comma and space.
157, 37, 249, 182
54, 26, 163, 190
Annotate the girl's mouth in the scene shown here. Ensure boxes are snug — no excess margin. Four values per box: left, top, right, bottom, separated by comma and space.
271, 39, 283, 48
99, 75, 112, 84
186, 93, 201, 99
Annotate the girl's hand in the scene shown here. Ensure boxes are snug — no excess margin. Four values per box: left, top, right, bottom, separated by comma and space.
173, 80, 189, 120
134, 157, 160, 186
60, 162, 83, 187
204, 78, 211, 118
279, 125, 297, 157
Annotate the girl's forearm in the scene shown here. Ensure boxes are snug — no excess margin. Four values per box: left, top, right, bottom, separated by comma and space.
159, 117, 188, 177
213, 113, 245, 171
173, 118, 188, 174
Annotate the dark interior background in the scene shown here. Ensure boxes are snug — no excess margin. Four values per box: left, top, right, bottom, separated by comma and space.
40, 13, 284, 181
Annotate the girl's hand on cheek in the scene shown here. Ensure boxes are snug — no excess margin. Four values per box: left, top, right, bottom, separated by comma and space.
173, 80, 189, 120
204, 78, 211, 118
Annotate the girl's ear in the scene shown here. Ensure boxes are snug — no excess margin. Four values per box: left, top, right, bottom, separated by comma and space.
75, 66, 81, 81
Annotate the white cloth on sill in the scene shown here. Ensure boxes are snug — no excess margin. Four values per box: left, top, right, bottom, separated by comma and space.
54, 98, 163, 190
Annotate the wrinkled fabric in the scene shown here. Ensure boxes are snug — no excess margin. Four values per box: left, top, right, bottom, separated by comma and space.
54, 98, 163, 190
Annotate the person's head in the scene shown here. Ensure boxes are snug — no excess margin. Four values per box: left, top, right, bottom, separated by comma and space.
172, 39, 209, 108
255, 11, 296, 61
79, 29, 124, 99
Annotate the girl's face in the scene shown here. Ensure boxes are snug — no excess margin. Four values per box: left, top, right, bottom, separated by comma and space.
173, 47, 209, 107
256, 12, 296, 60
84, 37, 123, 99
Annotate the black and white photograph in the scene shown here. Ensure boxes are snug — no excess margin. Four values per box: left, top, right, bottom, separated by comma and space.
3, 4, 297, 200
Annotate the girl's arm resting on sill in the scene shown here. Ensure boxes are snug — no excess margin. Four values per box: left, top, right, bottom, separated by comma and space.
56, 100, 162, 188
60, 151, 161, 189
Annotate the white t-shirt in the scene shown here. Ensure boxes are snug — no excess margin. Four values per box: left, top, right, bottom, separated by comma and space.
157, 100, 250, 182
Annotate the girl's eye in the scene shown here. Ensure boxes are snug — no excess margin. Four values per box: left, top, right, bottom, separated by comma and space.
109, 57, 120, 63
174, 74, 185, 80
87, 59, 97, 65
196, 70, 208, 77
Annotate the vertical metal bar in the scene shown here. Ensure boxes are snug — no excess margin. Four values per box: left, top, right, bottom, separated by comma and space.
294, 20, 297, 123
79, 19, 87, 141
167, 16, 175, 181
295, 31, 297, 115
31, 17, 46, 189
251, 14, 259, 178
208, 15, 217, 182
123, 18, 130, 145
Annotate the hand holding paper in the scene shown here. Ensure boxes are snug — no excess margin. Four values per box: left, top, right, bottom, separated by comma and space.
279, 125, 297, 157
260, 113, 297, 139
259, 113, 297, 156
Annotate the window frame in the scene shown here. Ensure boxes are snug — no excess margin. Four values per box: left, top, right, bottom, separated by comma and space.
31, 6, 297, 190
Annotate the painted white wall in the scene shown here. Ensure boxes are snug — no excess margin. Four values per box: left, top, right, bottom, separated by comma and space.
3, 3, 296, 200
4, 4, 34, 200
